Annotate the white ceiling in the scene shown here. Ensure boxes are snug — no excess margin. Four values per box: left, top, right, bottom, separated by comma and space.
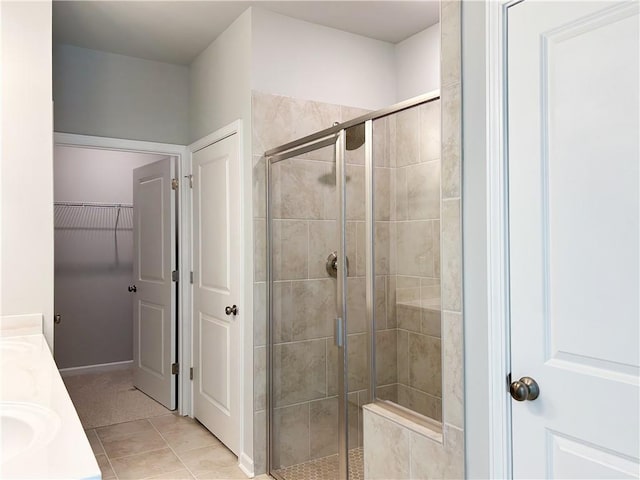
53, 1, 440, 65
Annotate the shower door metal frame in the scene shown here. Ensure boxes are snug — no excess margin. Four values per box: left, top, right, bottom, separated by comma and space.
265, 90, 440, 480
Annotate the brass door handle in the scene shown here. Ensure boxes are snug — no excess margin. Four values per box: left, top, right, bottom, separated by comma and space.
510, 376, 540, 401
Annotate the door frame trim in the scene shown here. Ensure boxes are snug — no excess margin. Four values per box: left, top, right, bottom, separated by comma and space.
461, 1, 516, 478
187, 120, 253, 476
53, 132, 192, 416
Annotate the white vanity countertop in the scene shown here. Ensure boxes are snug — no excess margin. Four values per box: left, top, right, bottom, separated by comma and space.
0, 327, 101, 479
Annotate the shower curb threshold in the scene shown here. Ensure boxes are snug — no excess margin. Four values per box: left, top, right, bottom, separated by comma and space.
364, 402, 444, 444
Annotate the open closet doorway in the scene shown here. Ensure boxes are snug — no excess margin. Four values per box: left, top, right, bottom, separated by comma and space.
53, 144, 179, 428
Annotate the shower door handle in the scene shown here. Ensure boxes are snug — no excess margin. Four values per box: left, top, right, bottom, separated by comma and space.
334, 317, 344, 347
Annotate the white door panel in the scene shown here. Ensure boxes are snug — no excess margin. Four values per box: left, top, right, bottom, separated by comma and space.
133, 158, 176, 410
507, 1, 639, 478
192, 133, 240, 455
199, 156, 231, 292
200, 314, 231, 412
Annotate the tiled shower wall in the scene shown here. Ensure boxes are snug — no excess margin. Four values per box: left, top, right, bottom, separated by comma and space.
252, 90, 446, 474
374, 101, 443, 422
363, 1, 464, 478
252, 92, 377, 472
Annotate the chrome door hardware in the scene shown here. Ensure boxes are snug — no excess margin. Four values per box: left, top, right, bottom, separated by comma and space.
128, 285, 137, 293
326, 251, 350, 278
510, 376, 540, 401
54, 314, 62, 325
334, 317, 344, 347
225, 305, 238, 316
171, 178, 179, 190
171, 363, 179, 375
184, 174, 193, 188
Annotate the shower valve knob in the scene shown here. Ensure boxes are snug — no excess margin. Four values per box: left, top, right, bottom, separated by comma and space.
326, 252, 350, 278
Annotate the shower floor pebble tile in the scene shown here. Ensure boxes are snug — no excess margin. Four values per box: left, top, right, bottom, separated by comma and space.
273, 447, 364, 480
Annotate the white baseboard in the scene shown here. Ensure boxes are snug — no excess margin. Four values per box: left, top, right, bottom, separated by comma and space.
59, 360, 133, 377
238, 452, 255, 478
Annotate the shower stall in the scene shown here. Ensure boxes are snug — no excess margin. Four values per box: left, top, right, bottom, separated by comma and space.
264, 91, 442, 480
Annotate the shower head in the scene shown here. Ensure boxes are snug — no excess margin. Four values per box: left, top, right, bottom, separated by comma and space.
345, 123, 365, 151
317, 165, 352, 186
316, 122, 364, 185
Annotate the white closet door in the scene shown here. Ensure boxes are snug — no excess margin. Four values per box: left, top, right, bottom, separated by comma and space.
132, 157, 176, 410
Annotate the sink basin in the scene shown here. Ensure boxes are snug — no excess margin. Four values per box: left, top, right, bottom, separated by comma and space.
0, 402, 61, 464
0, 340, 39, 367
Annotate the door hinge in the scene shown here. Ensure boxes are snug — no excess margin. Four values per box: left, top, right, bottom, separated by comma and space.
190, 271, 194, 284
171, 178, 179, 190
172, 270, 179, 282
190, 367, 194, 380
185, 174, 193, 188
171, 363, 179, 375
506, 372, 512, 392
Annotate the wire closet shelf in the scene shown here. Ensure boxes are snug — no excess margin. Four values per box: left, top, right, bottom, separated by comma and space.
54, 202, 133, 231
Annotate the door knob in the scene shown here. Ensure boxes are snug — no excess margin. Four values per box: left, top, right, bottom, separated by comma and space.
510, 376, 540, 401
225, 305, 238, 316
128, 285, 137, 293
54, 314, 62, 325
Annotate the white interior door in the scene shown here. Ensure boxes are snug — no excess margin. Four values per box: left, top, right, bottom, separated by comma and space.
507, 2, 639, 478
132, 157, 177, 410
192, 133, 241, 454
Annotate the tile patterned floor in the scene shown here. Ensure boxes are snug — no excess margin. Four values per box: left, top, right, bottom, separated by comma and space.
85, 414, 265, 480
63, 367, 172, 429
273, 447, 364, 480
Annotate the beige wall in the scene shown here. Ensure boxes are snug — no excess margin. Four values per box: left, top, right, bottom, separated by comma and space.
395, 22, 441, 101
53, 45, 189, 145
363, 1, 463, 478
0, 1, 54, 347
251, 7, 397, 110
189, 9, 252, 143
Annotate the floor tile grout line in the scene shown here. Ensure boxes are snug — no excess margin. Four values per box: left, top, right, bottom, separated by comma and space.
107, 446, 172, 463
94, 429, 120, 480
148, 419, 200, 480
98, 419, 175, 462
99, 414, 229, 479
95, 418, 156, 441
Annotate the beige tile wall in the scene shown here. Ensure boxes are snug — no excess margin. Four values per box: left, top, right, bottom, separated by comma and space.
252, 92, 377, 473
374, 99, 444, 423
253, 79, 450, 472
363, 404, 464, 480
363, 1, 464, 478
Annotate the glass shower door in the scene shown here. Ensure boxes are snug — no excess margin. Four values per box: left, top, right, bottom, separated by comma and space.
268, 140, 346, 480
